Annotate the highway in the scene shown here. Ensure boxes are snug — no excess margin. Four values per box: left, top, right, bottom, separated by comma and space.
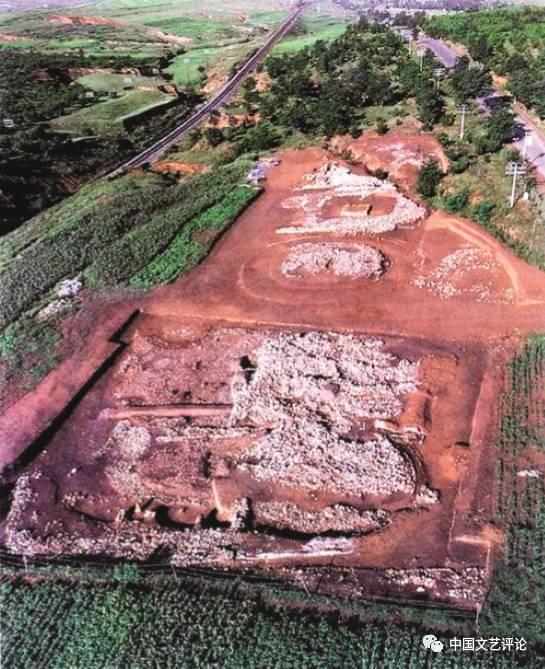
109, 2, 309, 178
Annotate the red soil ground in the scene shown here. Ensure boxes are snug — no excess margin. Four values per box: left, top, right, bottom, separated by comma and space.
49, 15, 124, 27
3, 136, 545, 610
333, 132, 450, 191
148, 147, 545, 340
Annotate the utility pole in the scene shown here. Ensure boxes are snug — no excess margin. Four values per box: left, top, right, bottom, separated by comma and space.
456, 104, 470, 140
417, 47, 426, 72
433, 67, 445, 91
521, 129, 533, 161
506, 161, 527, 208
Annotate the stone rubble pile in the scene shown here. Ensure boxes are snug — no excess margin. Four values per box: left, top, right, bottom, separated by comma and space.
239, 423, 415, 497
231, 332, 419, 497
281, 242, 387, 279
278, 163, 426, 236
413, 247, 514, 302
37, 275, 84, 321
254, 500, 389, 534
382, 566, 487, 602
231, 332, 419, 433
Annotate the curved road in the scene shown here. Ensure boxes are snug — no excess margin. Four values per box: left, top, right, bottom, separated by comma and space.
109, 2, 310, 178
416, 33, 545, 188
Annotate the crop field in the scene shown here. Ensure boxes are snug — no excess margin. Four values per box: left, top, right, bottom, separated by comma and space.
3, 570, 543, 668
479, 334, 545, 646
166, 39, 263, 89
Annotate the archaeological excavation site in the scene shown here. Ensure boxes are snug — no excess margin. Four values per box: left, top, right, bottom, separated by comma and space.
4, 138, 545, 614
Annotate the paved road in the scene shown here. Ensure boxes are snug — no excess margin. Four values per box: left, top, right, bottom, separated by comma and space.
417, 32, 545, 188
109, 2, 309, 177
417, 34, 458, 68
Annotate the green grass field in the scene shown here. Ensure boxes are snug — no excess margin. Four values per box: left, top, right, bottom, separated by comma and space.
51, 89, 174, 135
272, 14, 351, 54
76, 72, 164, 93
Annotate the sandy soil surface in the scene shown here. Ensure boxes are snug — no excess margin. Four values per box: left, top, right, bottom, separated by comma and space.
3, 137, 545, 611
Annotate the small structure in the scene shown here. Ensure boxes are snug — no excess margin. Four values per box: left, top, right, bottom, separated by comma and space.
247, 161, 268, 185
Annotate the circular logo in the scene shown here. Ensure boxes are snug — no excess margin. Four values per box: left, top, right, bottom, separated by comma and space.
422, 634, 443, 653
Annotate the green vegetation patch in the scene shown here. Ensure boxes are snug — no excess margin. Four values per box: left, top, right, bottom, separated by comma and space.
4, 573, 541, 669
272, 15, 350, 55
481, 334, 545, 647
425, 7, 545, 119
76, 72, 164, 93
0, 313, 61, 386
498, 335, 545, 455
0, 161, 251, 330
51, 90, 174, 135
131, 183, 260, 288
84, 160, 252, 286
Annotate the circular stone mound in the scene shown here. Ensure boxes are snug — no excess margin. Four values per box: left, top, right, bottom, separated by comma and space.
281, 242, 387, 280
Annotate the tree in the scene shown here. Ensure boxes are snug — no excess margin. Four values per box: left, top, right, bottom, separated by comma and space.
204, 127, 224, 147
469, 34, 489, 62
415, 81, 445, 128
448, 57, 491, 103
487, 106, 517, 151
417, 160, 444, 197
236, 121, 282, 153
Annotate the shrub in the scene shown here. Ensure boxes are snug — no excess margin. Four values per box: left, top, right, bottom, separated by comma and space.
375, 117, 388, 135
417, 160, 444, 198
450, 154, 470, 174
443, 187, 469, 213
472, 201, 495, 225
